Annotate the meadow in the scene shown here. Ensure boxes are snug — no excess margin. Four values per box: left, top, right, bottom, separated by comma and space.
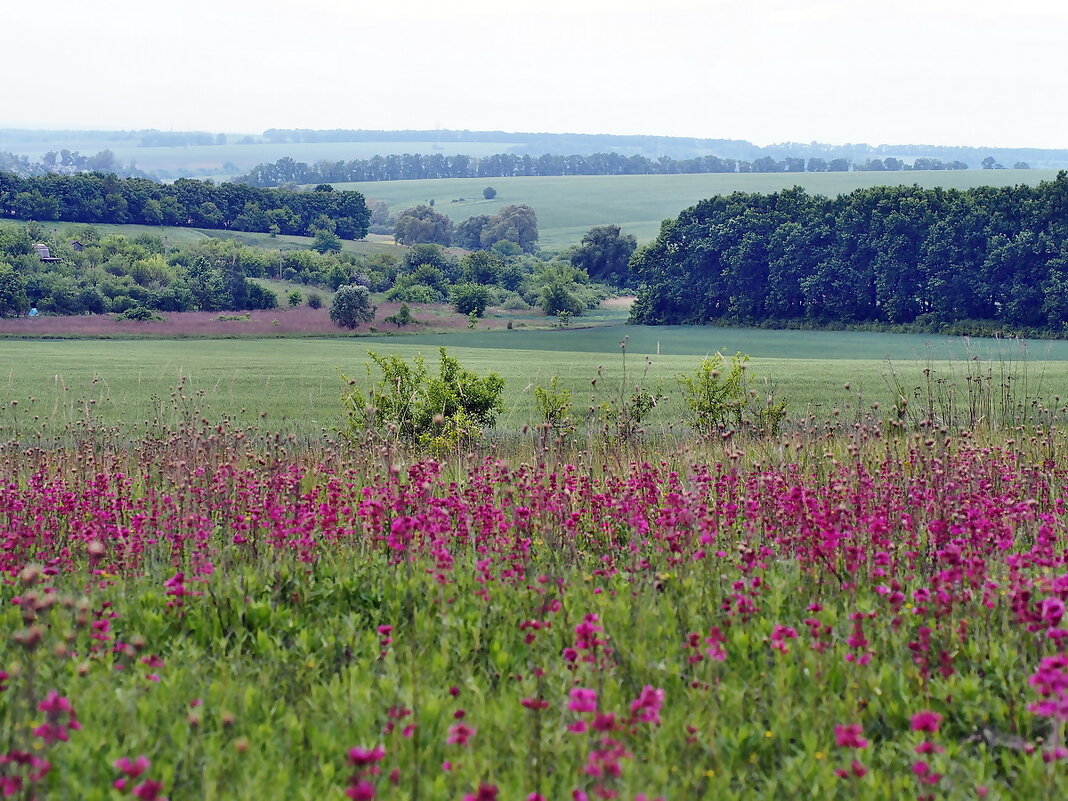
2, 325, 1067, 799
329, 169, 1060, 249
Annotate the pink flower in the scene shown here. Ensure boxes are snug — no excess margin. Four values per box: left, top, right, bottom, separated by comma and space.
568, 687, 598, 713
132, 780, 166, 800
629, 685, 665, 725
447, 724, 475, 746
114, 755, 150, 778
834, 724, 868, 749
463, 783, 498, 801
910, 710, 943, 733
347, 746, 385, 766
346, 780, 376, 800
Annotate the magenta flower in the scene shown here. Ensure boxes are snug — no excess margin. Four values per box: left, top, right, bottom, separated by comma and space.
114, 755, 150, 778
463, 783, 498, 801
347, 746, 385, 766
629, 685, 665, 725
447, 723, 476, 746
834, 723, 868, 749
346, 780, 376, 800
910, 710, 943, 733
568, 687, 598, 713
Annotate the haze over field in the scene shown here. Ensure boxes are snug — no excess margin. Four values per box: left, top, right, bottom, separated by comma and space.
5, 0, 1066, 150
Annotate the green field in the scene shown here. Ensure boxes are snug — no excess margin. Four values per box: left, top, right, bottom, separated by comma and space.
329, 169, 1061, 249
2, 327, 1064, 438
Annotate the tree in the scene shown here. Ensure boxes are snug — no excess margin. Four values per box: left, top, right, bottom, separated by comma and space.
537, 263, 584, 317
451, 282, 492, 317
312, 229, 343, 254
454, 215, 491, 250
482, 186, 497, 200
479, 204, 538, 251
0, 262, 28, 317
570, 224, 637, 287
393, 204, 453, 245
330, 284, 376, 329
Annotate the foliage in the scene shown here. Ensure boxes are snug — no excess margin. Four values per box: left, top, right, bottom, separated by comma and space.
306, 292, 322, 310
482, 186, 497, 199
287, 290, 303, 307
311, 228, 343, 254
536, 262, 585, 317
570, 224, 637, 287
383, 302, 416, 328
116, 305, 162, 321
532, 376, 576, 443
329, 284, 376, 329
0, 170, 370, 238
630, 173, 1068, 333
451, 282, 492, 317
0, 262, 28, 317
393, 204, 453, 246
342, 347, 504, 447
676, 352, 788, 436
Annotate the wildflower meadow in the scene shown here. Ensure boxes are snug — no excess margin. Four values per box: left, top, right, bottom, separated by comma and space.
1, 364, 1067, 800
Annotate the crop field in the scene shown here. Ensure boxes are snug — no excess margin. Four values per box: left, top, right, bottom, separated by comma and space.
330, 169, 1060, 249
1, 326, 1066, 438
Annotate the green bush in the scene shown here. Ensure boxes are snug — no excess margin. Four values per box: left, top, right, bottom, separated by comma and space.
451, 282, 492, 317
329, 284, 376, 329
342, 347, 504, 448
676, 352, 788, 436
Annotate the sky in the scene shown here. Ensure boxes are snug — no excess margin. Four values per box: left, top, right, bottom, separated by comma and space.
5, 0, 1067, 149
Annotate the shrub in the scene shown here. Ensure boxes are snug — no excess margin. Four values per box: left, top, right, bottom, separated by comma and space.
307, 293, 323, 309
383, 303, 416, 328
342, 348, 504, 448
451, 282, 492, 317
287, 290, 303, 307
117, 306, 161, 321
482, 186, 497, 200
329, 284, 376, 329
676, 352, 788, 436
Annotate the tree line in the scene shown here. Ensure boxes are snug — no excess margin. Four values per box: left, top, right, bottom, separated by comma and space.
0, 172, 370, 239
236, 151, 980, 188
629, 172, 1068, 334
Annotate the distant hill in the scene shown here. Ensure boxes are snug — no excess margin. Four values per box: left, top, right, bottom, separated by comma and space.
1, 128, 1066, 181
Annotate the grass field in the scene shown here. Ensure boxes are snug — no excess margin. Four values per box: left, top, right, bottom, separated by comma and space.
2, 327, 1064, 438
329, 169, 1061, 249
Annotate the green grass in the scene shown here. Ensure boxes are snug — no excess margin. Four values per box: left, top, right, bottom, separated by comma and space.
32, 220, 405, 257
2, 327, 1065, 438
328, 169, 1061, 249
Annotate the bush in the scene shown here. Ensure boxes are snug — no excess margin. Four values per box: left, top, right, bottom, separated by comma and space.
385, 283, 437, 304
329, 284, 376, 329
342, 348, 504, 448
307, 293, 323, 309
676, 352, 788, 436
483, 186, 497, 200
451, 282, 492, 317
384, 303, 417, 328
287, 290, 303, 307
117, 306, 161, 321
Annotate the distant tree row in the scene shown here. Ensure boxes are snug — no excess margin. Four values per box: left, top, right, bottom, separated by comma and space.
239, 152, 954, 188
0, 172, 370, 238
630, 172, 1068, 333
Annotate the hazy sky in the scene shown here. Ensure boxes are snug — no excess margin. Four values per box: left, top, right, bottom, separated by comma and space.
6, 0, 1066, 148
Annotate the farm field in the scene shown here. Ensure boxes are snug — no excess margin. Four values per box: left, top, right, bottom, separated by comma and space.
1, 327, 1066, 438
330, 169, 1060, 249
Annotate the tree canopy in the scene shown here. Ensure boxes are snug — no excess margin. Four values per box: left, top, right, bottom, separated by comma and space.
630, 172, 1068, 334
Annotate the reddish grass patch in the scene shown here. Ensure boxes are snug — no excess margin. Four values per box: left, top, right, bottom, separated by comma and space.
0, 303, 536, 338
